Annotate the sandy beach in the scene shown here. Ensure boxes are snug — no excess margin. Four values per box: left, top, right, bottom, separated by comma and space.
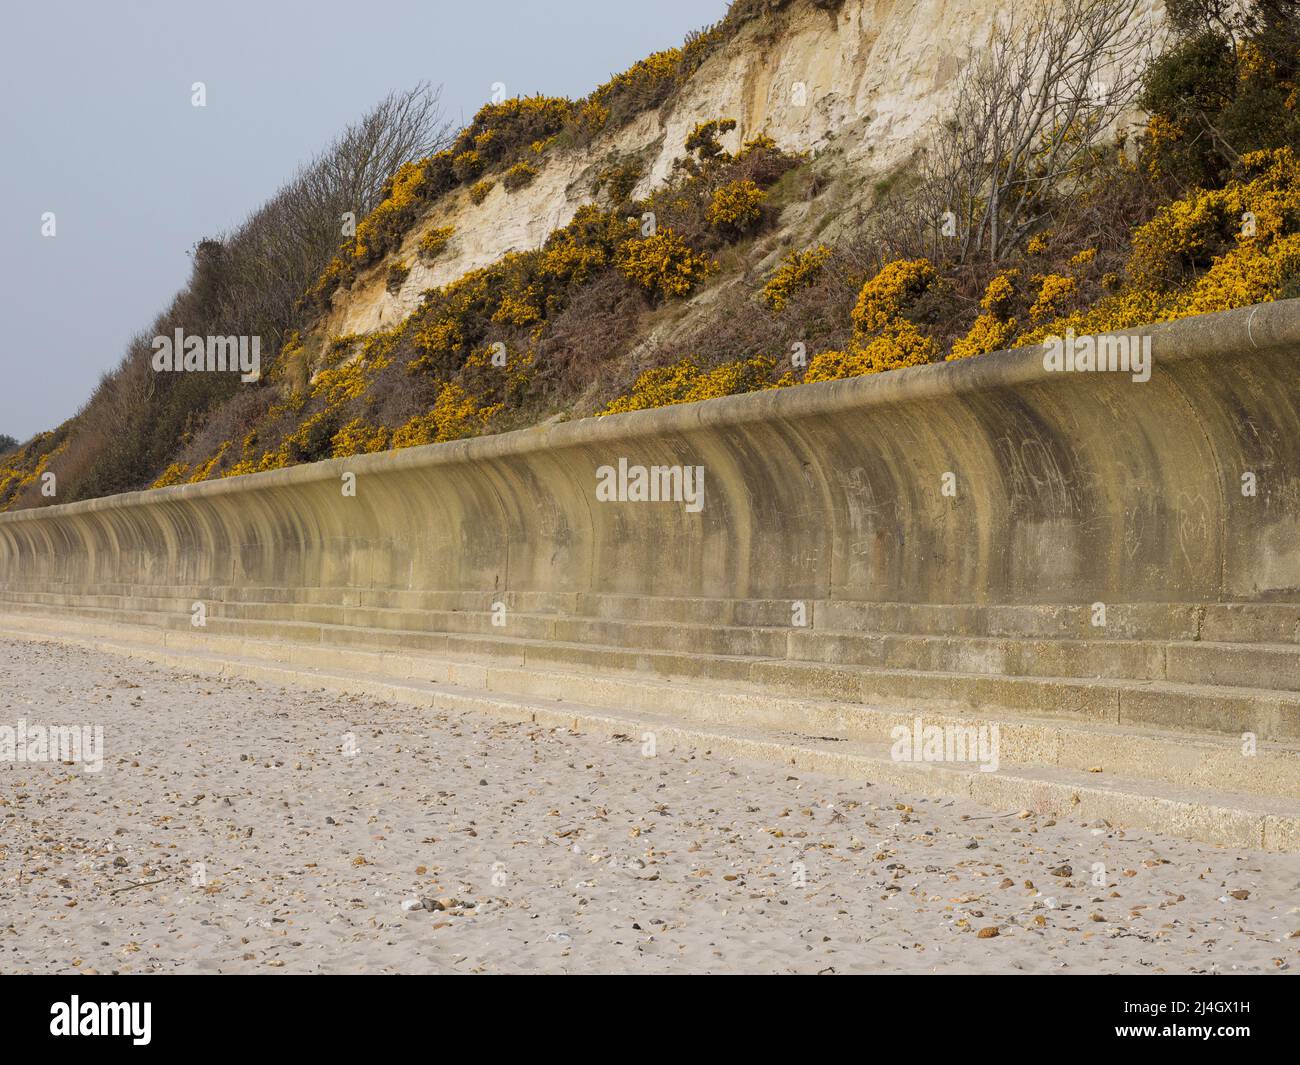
1, 635, 1296, 975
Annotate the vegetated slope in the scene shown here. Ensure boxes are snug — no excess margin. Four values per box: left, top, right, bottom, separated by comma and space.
3, 0, 1297, 511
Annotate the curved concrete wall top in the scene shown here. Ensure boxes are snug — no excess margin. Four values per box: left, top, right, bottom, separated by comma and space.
3, 301, 1299, 606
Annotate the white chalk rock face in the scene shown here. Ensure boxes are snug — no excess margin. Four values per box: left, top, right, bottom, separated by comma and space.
316, 0, 1165, 342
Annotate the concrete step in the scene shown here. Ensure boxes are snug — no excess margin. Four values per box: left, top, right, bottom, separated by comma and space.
2, 596, 1298, 740
1, 613, 1295, 852
4, 590, 1300, 693
817, 600, 1300, 644
790, 629, 1300, 692
2, 609, 1296, 802
4, 583, 1299, 642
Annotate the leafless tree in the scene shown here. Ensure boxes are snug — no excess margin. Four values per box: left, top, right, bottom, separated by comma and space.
203, 82, 454, 342
49, 83, 454, 501
880, 0, 1153, 265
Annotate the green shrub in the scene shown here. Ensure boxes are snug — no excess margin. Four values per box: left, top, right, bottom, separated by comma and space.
418, 225, 454, 261
685, 118, 736, 162
386, 261, 410, 294
1140, 3, 1300, 187
503, 161, 539, 191
452, 150, 484, 182
615, 228, 717, 299
760, 245, 832, 310
592, 159, 643, 204
707, 179, 765, 237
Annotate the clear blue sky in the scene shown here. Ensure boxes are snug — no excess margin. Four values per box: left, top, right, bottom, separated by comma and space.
0, 0, 730, 441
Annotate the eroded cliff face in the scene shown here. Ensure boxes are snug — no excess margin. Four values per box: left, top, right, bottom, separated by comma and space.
316, 0, 1165, 345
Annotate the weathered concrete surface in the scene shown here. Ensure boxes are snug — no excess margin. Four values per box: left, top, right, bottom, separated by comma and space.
2, 303, 1298, 849
3, 301, 1298, 608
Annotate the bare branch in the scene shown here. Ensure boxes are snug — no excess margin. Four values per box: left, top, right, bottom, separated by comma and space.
874, 0, 1153, 266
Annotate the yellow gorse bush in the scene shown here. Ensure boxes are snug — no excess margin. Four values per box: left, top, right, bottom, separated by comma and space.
589, 48, 682, 119
602, 355, 786, 415
185, 442, 229, 484
311, 341, 393, 407
418, 225, 454, 261
980, 270, 1019, 315
706, 179, 765, 236
1019, 147, 1300, 344
151, 461, 190, 488
760, 245, 832, 311
615, 227, 717, 299
1029, 274, 1078, 321
503, 161, 539, 191
806, 258, 939, 382
452, 150, 484, 182
805, 323, 936, 382
1143, 113, 1185, 178
685, 118, 736, 162
392, 383, 501, 448
330, 418, 390, 458
352, 160, 429, 262
181, 333, 401, 482
575, 99, 610, 134
1131, 147, 1299, 291
851, 258, 938, 333
948, 270, 1020, 360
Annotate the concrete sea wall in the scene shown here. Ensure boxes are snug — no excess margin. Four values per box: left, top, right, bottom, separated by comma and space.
2, 301, 1298, 611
